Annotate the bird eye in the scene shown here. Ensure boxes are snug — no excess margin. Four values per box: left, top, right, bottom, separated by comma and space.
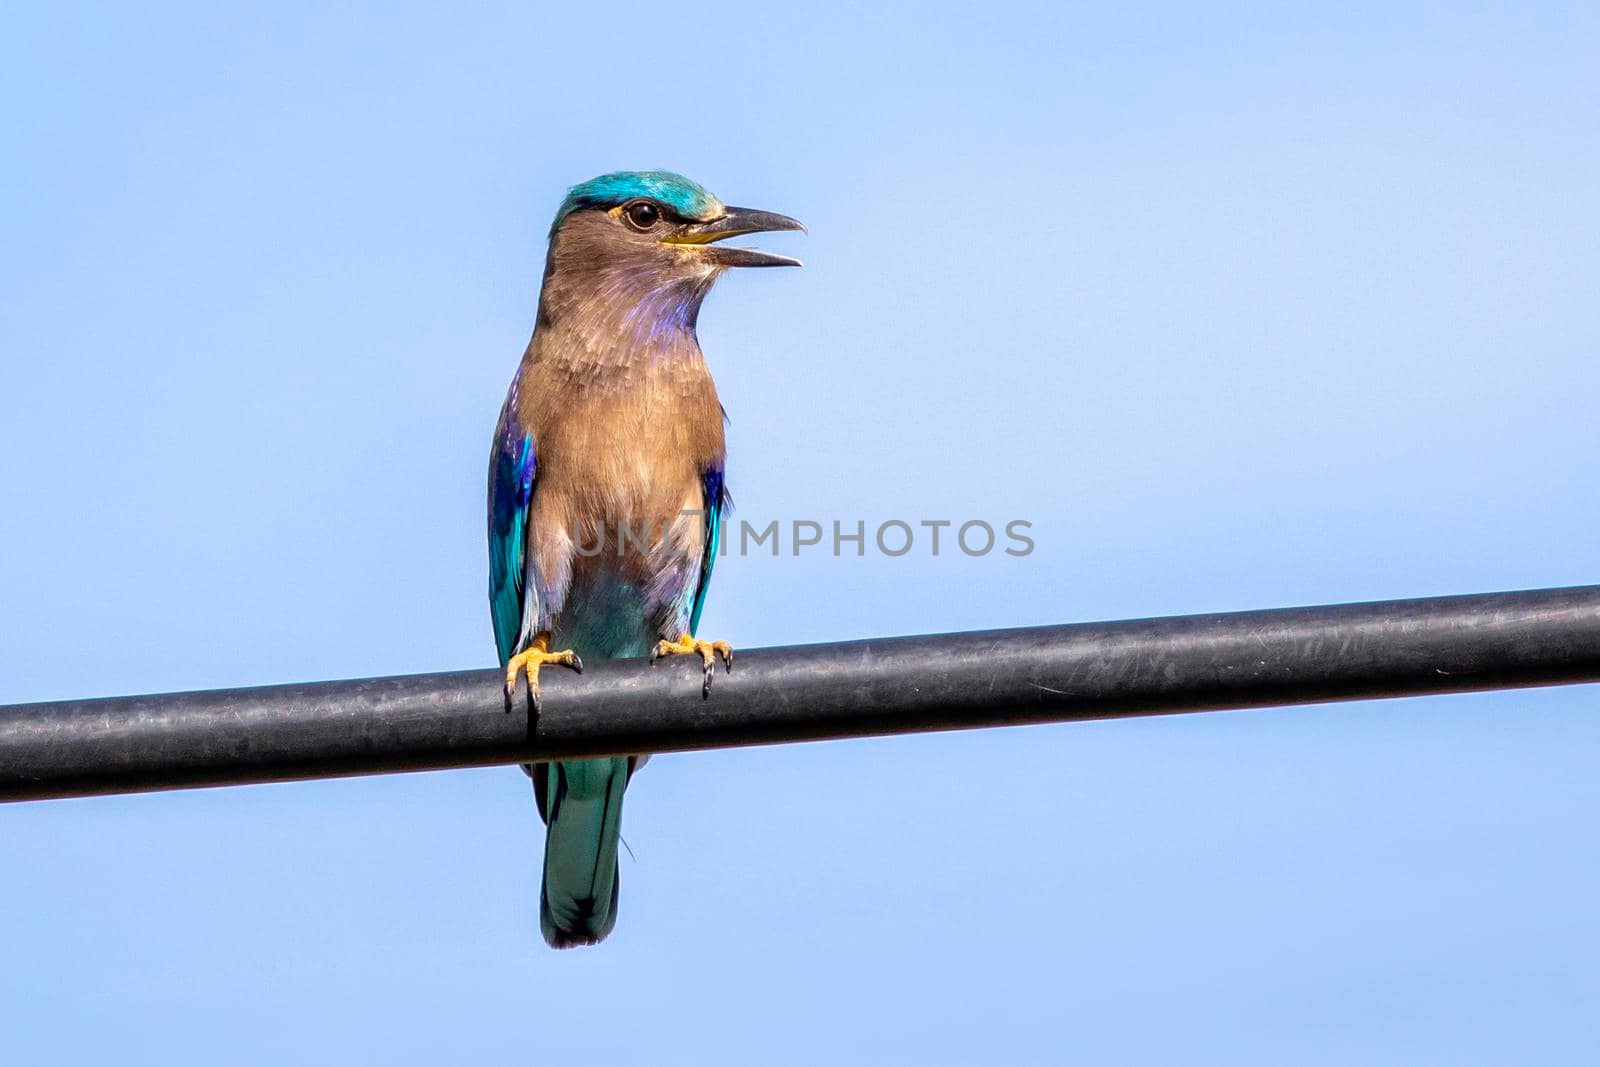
623, 200, 661, 230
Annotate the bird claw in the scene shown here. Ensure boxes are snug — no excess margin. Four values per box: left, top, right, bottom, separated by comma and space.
504, 635, 582, 714
650, 633, 733, 698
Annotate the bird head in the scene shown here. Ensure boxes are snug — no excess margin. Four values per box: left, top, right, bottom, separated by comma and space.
550, 170, 805, 271
536, 172, 803, 346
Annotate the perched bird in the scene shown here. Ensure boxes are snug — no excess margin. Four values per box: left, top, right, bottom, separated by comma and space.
488, 171, 802, 947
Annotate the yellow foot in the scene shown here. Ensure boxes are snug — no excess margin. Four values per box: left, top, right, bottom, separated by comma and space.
650, 632, 733, 698
505, 632, 583, 713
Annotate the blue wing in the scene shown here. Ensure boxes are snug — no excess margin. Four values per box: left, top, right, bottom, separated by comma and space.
488, 425, 537, 666
687, 465, 725, 637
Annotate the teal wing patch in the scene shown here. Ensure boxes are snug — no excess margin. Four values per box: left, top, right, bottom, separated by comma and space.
688, 466, 725, 638
489, 430, 536, 665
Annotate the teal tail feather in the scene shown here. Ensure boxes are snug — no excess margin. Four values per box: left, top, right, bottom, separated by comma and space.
532, 756, 630, 949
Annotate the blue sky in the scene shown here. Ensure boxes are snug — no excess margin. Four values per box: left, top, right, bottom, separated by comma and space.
3, 2, 1598, 1062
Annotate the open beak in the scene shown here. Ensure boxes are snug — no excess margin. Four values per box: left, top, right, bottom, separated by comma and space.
665, 207, 805, 267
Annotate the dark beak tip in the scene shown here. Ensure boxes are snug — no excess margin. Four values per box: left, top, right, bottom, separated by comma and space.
721, 207, 806, 237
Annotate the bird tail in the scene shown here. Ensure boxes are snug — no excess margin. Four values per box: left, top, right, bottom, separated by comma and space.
531, 756, 630, 949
